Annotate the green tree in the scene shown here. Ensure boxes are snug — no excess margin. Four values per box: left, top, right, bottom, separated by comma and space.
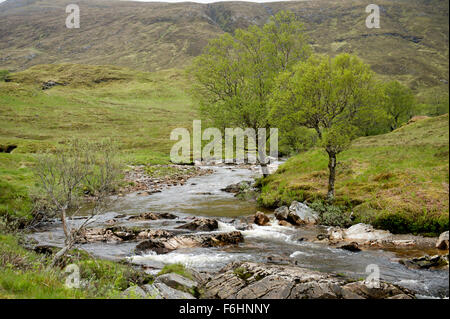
188, 11, 310, 169
270, 54, 379, 200
382, 81, 415, 131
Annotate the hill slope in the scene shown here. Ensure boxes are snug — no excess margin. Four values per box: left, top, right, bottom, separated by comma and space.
0, 64, 197, 219
0, 0, 448, 91
259, 114, 449, 235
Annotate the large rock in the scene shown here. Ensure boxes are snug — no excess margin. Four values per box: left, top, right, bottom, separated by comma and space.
201, 262, 414, 299
344, 223, 391, 241
176, 218, 218, 231
400, 254, 449, 270
338, 242, 361, 252
274, 206, 289, 221
155, 273, 198, 291
76, 226, 173, 243
253, 212, 270, 226
153, 282, 195, 299
142, 284, 163, 299
436, 231, 449, 250
129, 212, 178, 221
287, 201, 319, 225
221, 181, 252, 194
135, 231, 244, 254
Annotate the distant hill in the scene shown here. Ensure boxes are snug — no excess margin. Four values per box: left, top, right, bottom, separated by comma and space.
0, 0, 448, 91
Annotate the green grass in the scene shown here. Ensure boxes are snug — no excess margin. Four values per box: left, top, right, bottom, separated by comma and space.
157, 263, 193, 280
259, 114, 449, 235
0, 63, 198, 221
0, 233, 153, 299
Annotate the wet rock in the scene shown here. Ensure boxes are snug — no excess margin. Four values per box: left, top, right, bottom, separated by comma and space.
201, 262, 414, 299
155, 273, 198, 291
288, 201, 319, 225
135, 240, 173, 255
135, 231, 244, 254
400, 254, 449, 270
337, 242, 361, 252
129, 212, 178, 221
278, 220, 294, 227
129, 212, 159, 220
253, 212, 270, 226
176, 217, 218, 231
274, 206, 289, 221
76, 226, 173, 243
153, 283, 195, 299
136, 229, 174, 240
328, 224, 391, 244
436, 231, 449, 250
392, 239, 416, 247
344, 223, 391, 242
221, 181, 252, 194
328, 227, 344, 241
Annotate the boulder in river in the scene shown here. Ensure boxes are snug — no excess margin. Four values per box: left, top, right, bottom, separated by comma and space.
129, 212, 178, 221
436, 231, 449, 250
328, 223, 392, 244
221, 181, 252, 194
274, 202, 319, 226
274, 206, 289, 221
288, 201, 319, 225
337, 242, 361, 252
400, 254, 449, 270
135, 231, 244, 254
201, 262, 414, 299
252, 212, 270, 226
176, 217, 218, 231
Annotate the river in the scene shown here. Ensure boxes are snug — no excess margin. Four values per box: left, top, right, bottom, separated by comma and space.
30, 165, 449, 298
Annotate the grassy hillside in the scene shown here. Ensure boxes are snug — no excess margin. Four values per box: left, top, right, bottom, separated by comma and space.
0, 63, 197, 220
259, 114, 449, 235
0, 0, 448, 92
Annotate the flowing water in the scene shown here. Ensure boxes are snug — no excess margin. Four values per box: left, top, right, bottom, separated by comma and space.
30, 165, 449, 298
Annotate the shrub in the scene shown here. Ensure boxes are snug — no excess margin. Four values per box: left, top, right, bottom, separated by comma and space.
309, 200, 353, 228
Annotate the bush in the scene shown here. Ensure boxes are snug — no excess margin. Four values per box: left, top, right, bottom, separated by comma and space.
0, 70, 9, 82
309, 200, 353, 228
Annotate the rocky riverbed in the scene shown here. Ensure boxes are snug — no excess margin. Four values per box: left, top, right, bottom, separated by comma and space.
28, 164, 450, 299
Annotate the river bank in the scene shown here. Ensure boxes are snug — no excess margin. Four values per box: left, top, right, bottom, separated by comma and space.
25, 164, 449, 298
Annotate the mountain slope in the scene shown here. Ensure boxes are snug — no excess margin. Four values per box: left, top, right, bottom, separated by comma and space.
0, 0, 448, 90
259, 114, 449, 235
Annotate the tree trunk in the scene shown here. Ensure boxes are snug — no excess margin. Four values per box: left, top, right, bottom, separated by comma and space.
260, 162, 269, 178
49, 243, 73, 268
327, 151, 337, 201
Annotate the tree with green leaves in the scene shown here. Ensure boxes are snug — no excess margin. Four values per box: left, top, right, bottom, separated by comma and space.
270, 53, 379, 200
382, 80, 415, 131
188, 11, 310, 169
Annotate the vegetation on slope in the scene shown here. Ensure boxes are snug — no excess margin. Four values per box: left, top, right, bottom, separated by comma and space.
0, 63, 197, 222
0, 0, 448, 94
258, 114, 449, 235
0, 233, 153, 298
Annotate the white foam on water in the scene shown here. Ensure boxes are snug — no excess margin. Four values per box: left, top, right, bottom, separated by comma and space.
129, 251, 253, 269
217, 221, 238, 232
290, 251, 312, 258
242, 224, 298, 245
